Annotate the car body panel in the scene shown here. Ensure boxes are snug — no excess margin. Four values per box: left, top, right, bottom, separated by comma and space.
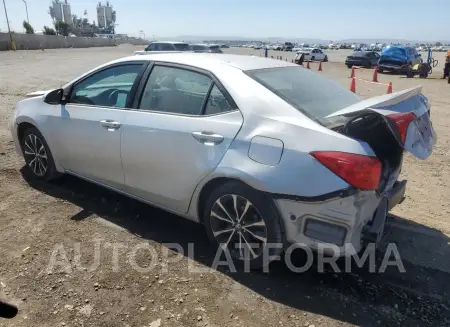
120, 110, 243, 213
326, 86, 436, 160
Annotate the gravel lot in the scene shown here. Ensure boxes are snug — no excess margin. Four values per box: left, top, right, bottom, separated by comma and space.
0, 45, 449, 327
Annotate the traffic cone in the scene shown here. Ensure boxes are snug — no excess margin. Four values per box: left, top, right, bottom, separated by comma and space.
387, 82, 392, 94
350, 78, 356, 93
350, 66, 356, 78
318, 61, 323, 71
306, 61, 310, 69
372, 68, 378, 82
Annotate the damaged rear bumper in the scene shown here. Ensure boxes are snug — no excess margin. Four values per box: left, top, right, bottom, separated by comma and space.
274, 181, 406, 256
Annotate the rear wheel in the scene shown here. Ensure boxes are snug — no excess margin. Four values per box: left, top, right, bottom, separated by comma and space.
203, 181, 283, 269
377, 67, 383, 73
323, 55, 328, 62
347, 64, 352, 68
20, 127, 60, 181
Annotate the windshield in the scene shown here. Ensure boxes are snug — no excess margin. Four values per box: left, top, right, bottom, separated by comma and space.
245, 67, 360, 123
173, 43, 192, 51
382, 47, 406, 56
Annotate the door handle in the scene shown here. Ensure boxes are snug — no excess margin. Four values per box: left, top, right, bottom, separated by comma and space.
192, 131, 224, 145
100, 120, 121, 131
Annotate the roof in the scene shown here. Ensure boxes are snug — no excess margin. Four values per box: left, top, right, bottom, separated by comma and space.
114, 53, 296, 72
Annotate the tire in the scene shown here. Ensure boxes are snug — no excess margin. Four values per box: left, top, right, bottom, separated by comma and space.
323, 55, 328, 62
203, 181, 284, 270
347, 64, 352, 68
20, 127, 60, 181
377, 68, 383, 73
311, 56, 315, 61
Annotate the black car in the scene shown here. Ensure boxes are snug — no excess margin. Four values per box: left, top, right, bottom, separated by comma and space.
345, 51, 380, 68
190, 44, 210, 53
208, 45, 223, 53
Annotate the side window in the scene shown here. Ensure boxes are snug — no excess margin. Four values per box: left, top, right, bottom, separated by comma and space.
139, 65, 212, 115
162, 43, 175, 51
204, 85, 233, 115
69, 64, 143, 108
145, 43, 156, 51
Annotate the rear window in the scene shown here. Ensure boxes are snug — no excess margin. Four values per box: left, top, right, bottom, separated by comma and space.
245, 67, 360, 121
173, 43, 192, 51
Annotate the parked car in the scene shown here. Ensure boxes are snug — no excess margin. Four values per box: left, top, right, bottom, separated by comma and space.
134, 41, 192, 55
282, 42, 293, 51
190, 44, 211, 53
295, 48, 328, 61
345, 51, 380, 68
10, 54, 436, 268
208, 45, 223, 53
190, 44, 223, 53
274, 44, 283, 51
220, 44, 230, 48
377, 46, 422, 74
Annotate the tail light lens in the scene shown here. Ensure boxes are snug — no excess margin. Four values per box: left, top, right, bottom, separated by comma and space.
310, 151, 382, 190
387, 112, 415, 144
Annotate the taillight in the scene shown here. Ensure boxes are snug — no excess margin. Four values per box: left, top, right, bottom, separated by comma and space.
387, 112, 415, 144
310, 151, 382, 190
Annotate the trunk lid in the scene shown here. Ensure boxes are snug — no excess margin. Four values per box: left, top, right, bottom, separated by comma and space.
325, 86, 436, 160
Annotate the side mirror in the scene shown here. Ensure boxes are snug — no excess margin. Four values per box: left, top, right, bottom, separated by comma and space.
44, 88, 65, 105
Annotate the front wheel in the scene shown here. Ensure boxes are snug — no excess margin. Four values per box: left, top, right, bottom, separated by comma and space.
20, 127, 60, 181
323, 55, 328, 62
311, 56, 315, 61
203, 181, 283, 269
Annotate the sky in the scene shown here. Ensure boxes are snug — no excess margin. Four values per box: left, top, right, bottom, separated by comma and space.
1, 0, 449, 41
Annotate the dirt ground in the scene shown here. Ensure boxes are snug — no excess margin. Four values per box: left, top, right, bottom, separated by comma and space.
0, 45, 449, 327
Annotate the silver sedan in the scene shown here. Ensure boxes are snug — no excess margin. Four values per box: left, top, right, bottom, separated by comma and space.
10, 53, 436, 268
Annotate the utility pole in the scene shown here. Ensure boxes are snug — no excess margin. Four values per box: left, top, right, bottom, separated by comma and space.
22, 0, 29, 24
2, 0, 14, 50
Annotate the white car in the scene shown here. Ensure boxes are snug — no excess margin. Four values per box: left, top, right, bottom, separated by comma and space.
295, 48, 328, 62
134, 41, 192, 55
10, 54, 436, 268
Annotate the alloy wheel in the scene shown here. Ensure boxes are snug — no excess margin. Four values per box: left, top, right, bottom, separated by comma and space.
23, 134, 48, 177
209, 194, 268, 260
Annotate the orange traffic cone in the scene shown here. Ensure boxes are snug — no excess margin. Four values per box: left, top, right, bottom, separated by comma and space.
318, 61, 323, 71
350, 78, 356, 93
350, 66, 356, 78
386, 82, 392, 94
306, 61, 310, 69
372, 68, 378, 82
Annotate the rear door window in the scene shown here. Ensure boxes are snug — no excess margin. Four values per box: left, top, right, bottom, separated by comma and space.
203, 85, 233, 115
138, 65, 212, 115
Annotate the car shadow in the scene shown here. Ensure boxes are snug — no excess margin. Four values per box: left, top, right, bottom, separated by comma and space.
21, 169, 450, 327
